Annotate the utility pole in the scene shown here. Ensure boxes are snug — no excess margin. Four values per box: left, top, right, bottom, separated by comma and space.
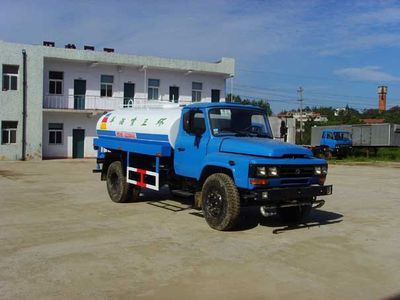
297, 87, 304, 144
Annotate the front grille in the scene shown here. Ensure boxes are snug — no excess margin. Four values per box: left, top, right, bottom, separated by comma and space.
281, 179, 308, 184
278, 165, 314, 178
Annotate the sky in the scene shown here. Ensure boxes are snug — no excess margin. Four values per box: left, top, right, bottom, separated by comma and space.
1, 0, 400, 113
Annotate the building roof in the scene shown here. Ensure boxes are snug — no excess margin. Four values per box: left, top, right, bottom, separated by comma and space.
0, 40, 235, 76
186, 102, 260, 110
323, 129, 351, 133
362, 118, 385, 124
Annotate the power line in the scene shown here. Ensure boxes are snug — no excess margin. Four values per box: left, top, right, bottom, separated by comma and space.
233, 83, 394, 108
235, 83, 380, 102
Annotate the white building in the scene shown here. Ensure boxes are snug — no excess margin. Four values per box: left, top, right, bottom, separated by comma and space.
0, 40, 235, 160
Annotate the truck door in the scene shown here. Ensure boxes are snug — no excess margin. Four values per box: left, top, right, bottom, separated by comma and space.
174, 109, 209, 179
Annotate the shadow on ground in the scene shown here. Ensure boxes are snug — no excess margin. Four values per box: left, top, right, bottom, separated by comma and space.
237, 207, 343, 234
125, 188, 343, 233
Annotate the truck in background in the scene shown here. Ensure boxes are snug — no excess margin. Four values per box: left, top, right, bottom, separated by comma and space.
93, 102, 332, 231
309, 128, 353, 159
311, 124, 400, 158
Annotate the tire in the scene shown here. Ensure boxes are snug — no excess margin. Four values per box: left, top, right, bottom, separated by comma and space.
277, 200, 312, 223
201, 173, 240, 231
324, 150, 333, 160
106, 161, 140, 203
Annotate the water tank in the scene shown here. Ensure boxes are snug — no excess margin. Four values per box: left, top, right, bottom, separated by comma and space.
96, 106, 182, 148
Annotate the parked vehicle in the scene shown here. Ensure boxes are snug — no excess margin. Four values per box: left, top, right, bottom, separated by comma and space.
93, 102, 332, 231
312, 124, 400, 147
309, 128, 353, 158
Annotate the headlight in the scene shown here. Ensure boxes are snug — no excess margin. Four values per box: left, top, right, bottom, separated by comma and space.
256, 166, 267, 177
268, 167, 278, 177
315, 165, 328, 175
255, 166, 279, 177
314, 166, 322, 175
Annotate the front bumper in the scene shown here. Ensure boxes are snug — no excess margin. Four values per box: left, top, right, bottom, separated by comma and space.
255, 185, 333, 203
333, 145, 352, 155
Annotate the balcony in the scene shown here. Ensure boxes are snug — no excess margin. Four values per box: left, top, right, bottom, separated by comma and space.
43, 95, 139, 111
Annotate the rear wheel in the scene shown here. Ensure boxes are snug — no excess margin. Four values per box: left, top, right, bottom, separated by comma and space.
201, 173, 240, 231
106, 161, 140, 203
277, 200, 312, 223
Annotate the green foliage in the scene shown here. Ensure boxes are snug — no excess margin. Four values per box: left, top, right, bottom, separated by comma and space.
288, 105, 400, 144
226, 94, 272, 116
339, 147, 400, 162
384, 106, 400, 124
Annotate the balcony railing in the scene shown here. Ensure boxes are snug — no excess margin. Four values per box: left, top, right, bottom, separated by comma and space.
43, 95, 141, 111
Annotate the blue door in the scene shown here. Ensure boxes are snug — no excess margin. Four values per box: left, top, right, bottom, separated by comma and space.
174, 109, 209, 179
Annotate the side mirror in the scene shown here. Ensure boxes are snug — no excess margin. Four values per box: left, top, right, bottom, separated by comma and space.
183, 109, 206, 136
183, 111, 191, 133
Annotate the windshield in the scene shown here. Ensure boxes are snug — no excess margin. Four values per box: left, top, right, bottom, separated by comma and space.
334, 132, 351, 141
209, 108, 273, 138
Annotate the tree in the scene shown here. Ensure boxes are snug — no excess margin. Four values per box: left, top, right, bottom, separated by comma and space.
226, 94, 273, 116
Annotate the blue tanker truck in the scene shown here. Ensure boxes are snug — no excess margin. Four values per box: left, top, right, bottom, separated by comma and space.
93, 102, 332, 231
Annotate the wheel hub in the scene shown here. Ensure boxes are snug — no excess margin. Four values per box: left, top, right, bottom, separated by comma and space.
206, 191, 224, 217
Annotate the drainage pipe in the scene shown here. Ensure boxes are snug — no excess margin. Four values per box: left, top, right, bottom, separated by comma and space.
21, 49, 27, 160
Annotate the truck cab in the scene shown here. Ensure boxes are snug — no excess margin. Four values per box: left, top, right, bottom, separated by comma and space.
320, 129, 352, 158
94, 102, 333, 231
167, 103, 331, 230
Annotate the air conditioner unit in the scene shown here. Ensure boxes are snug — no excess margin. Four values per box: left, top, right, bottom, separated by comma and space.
43, 41, 55, 47
65, 43, 76, 49
84, 45, 95, 51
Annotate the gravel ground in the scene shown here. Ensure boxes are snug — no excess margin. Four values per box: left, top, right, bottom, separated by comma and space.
0, 159, 399, 299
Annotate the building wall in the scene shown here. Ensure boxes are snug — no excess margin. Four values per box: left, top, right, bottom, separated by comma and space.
0, 40, 234, 160
43, 59, 226, 106
42, 60, 226, 158
43, 112, 100, 158
269, 117, 296, 144
0, 42, 44, 160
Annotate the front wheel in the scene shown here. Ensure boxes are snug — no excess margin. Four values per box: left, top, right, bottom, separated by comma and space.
106, 161, 140, 203
277, 200, 312, 223
201, 173, 240, 231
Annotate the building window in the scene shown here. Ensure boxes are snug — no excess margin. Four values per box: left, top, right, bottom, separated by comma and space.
48, 123, 63, 144
2, 65, 19, 91
49, 71, 63, 95
1, 121, 18, 144
192, 82, 202, 102
148, 79, 160, 100
100, 75, 113, 97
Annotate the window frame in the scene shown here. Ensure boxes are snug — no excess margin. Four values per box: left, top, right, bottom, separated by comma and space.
1, 121, 18, 144
192, 82, 202, 102
48, 123, 63, 145
48, 71, 64, 95
148, 78, 160, 100
2, 65, 19, 91
100, 75, 114, 98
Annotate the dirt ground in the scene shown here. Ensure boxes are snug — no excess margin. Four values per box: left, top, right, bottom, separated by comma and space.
0, 160, 399, 300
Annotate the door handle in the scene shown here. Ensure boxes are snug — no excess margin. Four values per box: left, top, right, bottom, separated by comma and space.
177, 147, 185, 152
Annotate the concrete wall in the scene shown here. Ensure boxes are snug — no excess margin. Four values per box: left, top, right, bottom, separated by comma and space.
269, 117, 296, 144
43, 59, 226, 105
42, 112, 101, 158
0, 42, 44, 160
0, 40, 234, 160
